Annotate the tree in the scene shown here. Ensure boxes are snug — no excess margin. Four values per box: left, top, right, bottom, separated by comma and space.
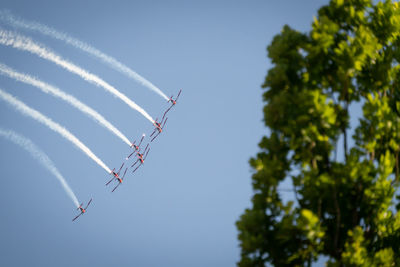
236, 0, 400, 266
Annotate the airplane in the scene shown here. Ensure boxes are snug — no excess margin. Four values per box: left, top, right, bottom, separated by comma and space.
150, 115, 168, 142
126, 133, 146, 160
110, 162, 125, 179
131, 143, 150, 173
166, 89, 182, 111
72, 198, 93, 222
106, 163, 128, 192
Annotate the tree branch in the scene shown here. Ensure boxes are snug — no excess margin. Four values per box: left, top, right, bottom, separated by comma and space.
332, 183, 341, 258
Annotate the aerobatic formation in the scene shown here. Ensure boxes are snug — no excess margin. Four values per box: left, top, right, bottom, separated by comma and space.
0, 11, 182, 222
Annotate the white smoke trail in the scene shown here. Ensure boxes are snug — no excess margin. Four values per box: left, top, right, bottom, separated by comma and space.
0, 88, 112, 174
0, 10, 170, 101
0, 128, 80, 208
0, 29, 155, 124
0, 62, 132, 146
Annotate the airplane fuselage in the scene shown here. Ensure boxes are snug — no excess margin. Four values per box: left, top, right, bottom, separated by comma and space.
137, 153, 144, 163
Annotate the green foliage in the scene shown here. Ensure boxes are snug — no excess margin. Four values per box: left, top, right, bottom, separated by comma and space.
237, 1, 400, 266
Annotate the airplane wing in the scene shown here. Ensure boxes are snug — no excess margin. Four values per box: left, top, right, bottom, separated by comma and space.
85, 198, 93, 209
72, 213, 82, 222
122, 168, 128, 179
126, 151, 135, 160
175, 89, 182, 101
151, 132, 160, 142
112, 183, 120, 192
162, 117, 168, 128
106, 177, 114, 186
166, 105, 173, 116
144, 148, 150, 160
132, 164, 141, 174
138, 134, 145, 147
131, 159, 139, 168
161, 110, 168, 123
117, 163, 125, 175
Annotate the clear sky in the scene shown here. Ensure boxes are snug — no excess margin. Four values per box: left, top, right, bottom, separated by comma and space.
0, 1, 329, 266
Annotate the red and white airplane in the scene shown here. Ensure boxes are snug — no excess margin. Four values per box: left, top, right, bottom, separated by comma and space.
72, 198, 93, 222
106, 163, 128, 192
126, 133, 145, 160
150, 115, 168, 142
131, 144, 150, 173
166, 89, 182, 112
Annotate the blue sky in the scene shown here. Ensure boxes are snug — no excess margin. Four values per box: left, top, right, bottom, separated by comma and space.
0, 1, 329, 266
